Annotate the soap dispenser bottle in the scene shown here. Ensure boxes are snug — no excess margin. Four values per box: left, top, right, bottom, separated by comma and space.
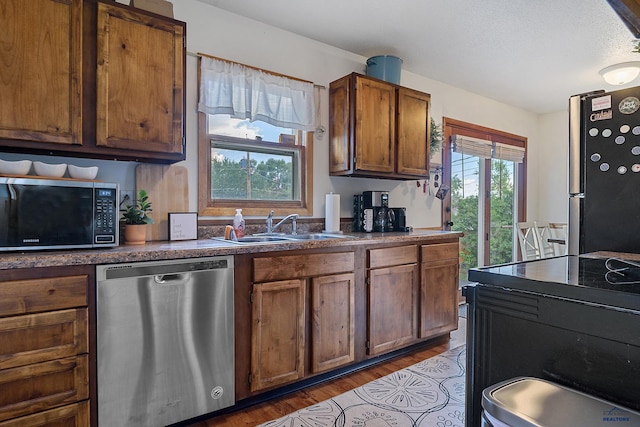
233, 209, 245, 238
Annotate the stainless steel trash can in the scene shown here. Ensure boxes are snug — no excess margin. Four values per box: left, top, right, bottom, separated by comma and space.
482, 377, 640, 426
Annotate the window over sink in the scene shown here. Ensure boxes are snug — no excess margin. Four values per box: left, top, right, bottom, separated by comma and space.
198, 113, 313, 217
196, 55, 315, 217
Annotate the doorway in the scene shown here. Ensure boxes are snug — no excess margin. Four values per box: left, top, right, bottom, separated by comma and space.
442, 118, 527, 282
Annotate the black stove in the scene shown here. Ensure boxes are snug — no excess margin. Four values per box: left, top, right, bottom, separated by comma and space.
465, 254, 640, 426
468, 255, 640, 311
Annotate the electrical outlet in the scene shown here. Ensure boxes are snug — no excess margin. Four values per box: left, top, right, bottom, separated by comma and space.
120, 190, 134, 208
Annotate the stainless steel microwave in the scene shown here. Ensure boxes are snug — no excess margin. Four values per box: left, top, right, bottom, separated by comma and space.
0, 177, 119, 251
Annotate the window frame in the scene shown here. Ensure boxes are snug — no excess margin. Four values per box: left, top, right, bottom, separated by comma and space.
442, 117, 527, 266
198, 112, 314, 217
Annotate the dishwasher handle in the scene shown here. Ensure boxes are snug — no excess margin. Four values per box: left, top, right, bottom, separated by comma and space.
154, 273, 189, 284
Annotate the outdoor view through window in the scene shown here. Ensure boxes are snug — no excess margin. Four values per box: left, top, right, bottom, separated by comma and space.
208, 114, 301, 202
451, 154, 516, 281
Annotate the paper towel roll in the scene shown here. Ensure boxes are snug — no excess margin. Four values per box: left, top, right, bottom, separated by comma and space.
324, 193, 340, 232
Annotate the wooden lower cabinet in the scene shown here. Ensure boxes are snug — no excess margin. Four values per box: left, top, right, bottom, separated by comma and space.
367, 246, 419, 355
311, 273, 355, 373
250, 252, 355, 392
0, 401, 89, 427
0, 309, 88, 370
250, 279, 306, 392
419, 242, 460, 338
0, 356, 88, 422
247, 240, 460, 394
0, 270, 91, 426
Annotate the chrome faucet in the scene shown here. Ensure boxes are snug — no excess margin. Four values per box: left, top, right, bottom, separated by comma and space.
266, 210, 299, 234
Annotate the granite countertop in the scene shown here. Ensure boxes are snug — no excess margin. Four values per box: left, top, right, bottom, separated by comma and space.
0, 229, 463, 270
468, 254, 640, 312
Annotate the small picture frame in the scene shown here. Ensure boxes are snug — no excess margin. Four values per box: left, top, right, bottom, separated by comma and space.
168, 212, 198, 241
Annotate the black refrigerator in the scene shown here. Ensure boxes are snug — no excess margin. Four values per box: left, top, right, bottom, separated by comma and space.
569, 86, 640, 255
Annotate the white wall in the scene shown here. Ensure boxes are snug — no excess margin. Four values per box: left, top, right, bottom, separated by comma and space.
536, 111, 570, 223
175, 0, 555, 227
0, 0, 570, 228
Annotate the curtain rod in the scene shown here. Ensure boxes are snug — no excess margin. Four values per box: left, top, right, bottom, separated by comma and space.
188, 51, 325, 89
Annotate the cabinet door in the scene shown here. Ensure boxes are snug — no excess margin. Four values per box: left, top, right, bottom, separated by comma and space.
354, 76, 396, 174
419, 258, 459, 338
311, 273, 355, 373
397, 87, 430, 177
0, 355, 88, 422
96, 2, 184, 156
0, 275, 88, 317
329, 75, 353, 174
251, 279, 305, 392
0, 0, 82, 146
368, 263, 418, 355
0, 309, 88, 370
0, 401, 89, 427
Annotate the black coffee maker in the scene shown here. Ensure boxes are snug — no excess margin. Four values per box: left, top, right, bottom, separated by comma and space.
354, 191, 410, 232
354, 191, 394, 232
374, 193, 394, 232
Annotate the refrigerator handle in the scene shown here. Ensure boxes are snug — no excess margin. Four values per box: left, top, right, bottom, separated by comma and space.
568, 195, 582, 256
568, 94, 582, 195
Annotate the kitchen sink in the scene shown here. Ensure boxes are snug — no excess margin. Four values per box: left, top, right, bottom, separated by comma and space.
212, 233, 354, 245
212, 235, 292, 245
236, 236, 292, 243
287, 233, 353, 240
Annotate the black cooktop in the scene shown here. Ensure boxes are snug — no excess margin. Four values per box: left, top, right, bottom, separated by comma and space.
468, 255, 640, 311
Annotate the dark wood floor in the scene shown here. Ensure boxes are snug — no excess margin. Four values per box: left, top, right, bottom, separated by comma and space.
187, 317, 467, 427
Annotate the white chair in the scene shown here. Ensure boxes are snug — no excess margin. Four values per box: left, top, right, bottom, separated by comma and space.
548, 222, 568, 256
533, 222, 556, 258
516, 222, 540, 260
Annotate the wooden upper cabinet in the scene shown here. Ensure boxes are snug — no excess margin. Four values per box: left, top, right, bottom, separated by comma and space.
397, 87, 430, 177
329, 73, 430, 179
354, 77, 396, 174
0, 0, 82, 146
96, 2, 185, 157
328, 77, 351, 175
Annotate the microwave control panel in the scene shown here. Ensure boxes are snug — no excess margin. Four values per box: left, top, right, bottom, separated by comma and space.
95, 188, 117, 243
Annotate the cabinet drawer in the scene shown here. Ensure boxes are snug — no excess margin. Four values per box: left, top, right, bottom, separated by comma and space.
368, 245, 417, 269
421, 242, 459, 261
0, 355, 88, 422
253, 252, 355, 283
0, 309, 88, 370
0, 276, 88, 317
0, 401, 89, 427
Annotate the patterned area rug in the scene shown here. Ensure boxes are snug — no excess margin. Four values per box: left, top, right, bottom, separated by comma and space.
257, 345, 466, 427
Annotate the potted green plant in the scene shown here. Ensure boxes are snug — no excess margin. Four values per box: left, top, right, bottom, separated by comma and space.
430, 117, 443, 157
122, 189, 154, 244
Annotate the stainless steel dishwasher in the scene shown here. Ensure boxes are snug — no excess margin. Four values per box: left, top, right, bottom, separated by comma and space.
96, 256, 234, 427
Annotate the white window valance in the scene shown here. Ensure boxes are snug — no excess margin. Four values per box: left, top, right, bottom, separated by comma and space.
198, 57, 316, 131
452, 135, 525, 163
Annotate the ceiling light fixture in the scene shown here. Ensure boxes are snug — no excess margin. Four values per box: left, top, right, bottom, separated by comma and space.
599, 61, 640, 85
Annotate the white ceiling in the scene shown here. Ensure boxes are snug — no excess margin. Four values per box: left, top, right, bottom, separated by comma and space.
194, 0, 640, 114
